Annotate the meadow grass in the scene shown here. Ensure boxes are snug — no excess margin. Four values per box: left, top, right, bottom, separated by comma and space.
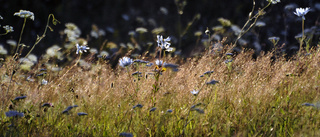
1, 47, 320, 136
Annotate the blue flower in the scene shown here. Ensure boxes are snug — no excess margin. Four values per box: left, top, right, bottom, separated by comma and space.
119, 57, 133, 68
41, 103, 53, 107
224, 59, 233, 64
5, 111, 24, 117
200, 71, 214, 77
206, 80, 219, 85
149, 107, 157, 112
163, 63, 179, 69
166, 109, 173, 113
119, 132, 133, 137
77, 112, 88, 116
294, 7, 311, 20
133, 104, 143, 109
62, 105, 78, 114
76, 43, 90, 54
14, 96, 27, 101
301, 103, 314, 107
132, 71, 142, 76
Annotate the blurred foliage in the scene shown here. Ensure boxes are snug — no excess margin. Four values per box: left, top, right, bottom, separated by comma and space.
0, 0, 319, 57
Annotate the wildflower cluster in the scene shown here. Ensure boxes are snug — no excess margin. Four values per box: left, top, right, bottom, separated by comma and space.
157, 35, 173, 52
14, 10, 35, 21
64, 23, 81, 42
76, 43, 90, 54
3, 25, 14, 33
119, 56, 134, 68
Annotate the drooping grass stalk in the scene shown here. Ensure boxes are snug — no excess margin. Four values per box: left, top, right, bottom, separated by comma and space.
25, 14, 60, 59
58, 52, 82, 82
4, 14, 59, 107
151, 48, 163, 106
205, 27, 211, 55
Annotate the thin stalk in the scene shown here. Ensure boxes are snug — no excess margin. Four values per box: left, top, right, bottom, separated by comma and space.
126, 66, 137, 103
298, 19, 305, 57
14, 18, 27, 59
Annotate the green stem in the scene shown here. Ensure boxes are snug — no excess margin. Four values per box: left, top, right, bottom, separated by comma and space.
126, 66, 137, 103
14, 18, 27, 59
298, 18, 305, 57
24, 14, 56, 58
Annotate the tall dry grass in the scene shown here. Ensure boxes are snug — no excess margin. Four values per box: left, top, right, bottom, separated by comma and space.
1, 47, 320, 136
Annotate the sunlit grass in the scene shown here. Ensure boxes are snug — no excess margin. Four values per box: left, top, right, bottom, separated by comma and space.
1, 47, 320, 136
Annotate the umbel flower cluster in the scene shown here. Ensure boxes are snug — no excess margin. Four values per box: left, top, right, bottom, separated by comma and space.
14, 10, 35, 21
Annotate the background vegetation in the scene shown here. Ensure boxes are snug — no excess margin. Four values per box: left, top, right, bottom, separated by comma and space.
1, 0, 320, 136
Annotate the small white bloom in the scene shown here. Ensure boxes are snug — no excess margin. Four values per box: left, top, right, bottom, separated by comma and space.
41, 79, 48, 85
268, 36, 280, 45
64, 23, 81, 42
190, 90, 199, 96
3, 25, 14, 33
294, 7, 311, 20
155, 59, 164, 67
76, 44, 90, 54
267, 0, 280, 4
157, 35, 172, 52
165, 47, 174, 52
119, 56, 133, 68
255, 21, 266, 27
14, 10, 35, 21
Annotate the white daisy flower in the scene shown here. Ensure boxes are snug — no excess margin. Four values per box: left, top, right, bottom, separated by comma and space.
294, 7, 311, 20
119, 56, 133, 68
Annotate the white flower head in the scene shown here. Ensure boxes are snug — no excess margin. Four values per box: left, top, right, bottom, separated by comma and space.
119, 56, 133, 68
155, 59, 164, 67
190, 90, 199, 96
267, 0, 280, 4
3, 25, 14, 33
14, 10, 35, 21
157, 35, 173, 52
41, 79, 48, 85
76, 44, 90, 54
294, 7, 311, 20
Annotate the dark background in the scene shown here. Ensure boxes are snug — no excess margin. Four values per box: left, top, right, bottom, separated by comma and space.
0, 0, 319, 57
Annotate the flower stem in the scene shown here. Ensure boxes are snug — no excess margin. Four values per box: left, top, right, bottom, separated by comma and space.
14, 18, 27, 59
